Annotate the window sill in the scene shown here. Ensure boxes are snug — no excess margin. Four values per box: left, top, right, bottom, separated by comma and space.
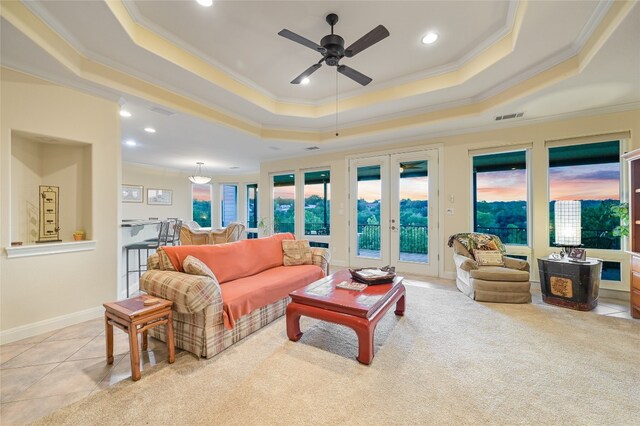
4, 241, 97, 259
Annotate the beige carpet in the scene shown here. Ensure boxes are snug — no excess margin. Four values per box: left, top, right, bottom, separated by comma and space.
37, 284, 639, 425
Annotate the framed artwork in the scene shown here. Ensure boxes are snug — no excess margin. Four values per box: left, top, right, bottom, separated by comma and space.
567, 247, 587, 261
122, 184, 143, 203
147, 188, 172, 205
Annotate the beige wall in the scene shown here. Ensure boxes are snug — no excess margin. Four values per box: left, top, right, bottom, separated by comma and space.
122, 164, 258, 227
260, 109, 640, 291
1, 69, 120, 335
122, 163, 191, 221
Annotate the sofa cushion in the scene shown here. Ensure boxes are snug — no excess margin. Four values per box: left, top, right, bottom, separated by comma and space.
220, 264, 324, 329
470, 266, 529, 282
183, 255, 215, 279
161, 233, 294, 283
282, 240, 312, 266
474, 250, 504, 266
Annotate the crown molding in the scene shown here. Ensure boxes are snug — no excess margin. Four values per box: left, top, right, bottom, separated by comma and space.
1, 0, 635, 144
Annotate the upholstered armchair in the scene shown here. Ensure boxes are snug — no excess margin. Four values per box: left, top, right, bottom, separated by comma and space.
180, 220, 211, 245
448, 233, 531, 303
211, 222, 246, 244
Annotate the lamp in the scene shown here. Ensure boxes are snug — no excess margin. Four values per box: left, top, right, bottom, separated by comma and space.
188, 162, 211, 184
554, 200, 581, 254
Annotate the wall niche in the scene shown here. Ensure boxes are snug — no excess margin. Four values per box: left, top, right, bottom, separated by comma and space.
10, 131, 92, 245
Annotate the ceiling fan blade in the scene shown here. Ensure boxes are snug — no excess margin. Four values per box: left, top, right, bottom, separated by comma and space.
337, 65, 372, 86
278, 29, 327, 54
345, 25, 390, 58
291, 63, 322, 84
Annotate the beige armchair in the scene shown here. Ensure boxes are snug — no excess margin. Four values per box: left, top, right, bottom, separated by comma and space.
448, 233, 531, 303
180, 220, 211, 245
211, 222, 246, 244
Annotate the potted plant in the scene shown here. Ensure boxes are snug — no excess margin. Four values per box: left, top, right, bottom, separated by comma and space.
611, 202, 629, 237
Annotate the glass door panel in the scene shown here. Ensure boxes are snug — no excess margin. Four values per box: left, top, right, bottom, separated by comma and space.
390, 152, 438, 276
398, 160, 429, 264
350, 157, 389, 268
357, 165, 382, 260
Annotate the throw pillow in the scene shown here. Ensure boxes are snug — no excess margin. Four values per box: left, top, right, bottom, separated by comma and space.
474, 250, 505, 266
183, 255, 216, 279
282, 240, 312, 266
157, 248, 176, 271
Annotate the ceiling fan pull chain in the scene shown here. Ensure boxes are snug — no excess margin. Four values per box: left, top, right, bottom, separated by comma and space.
335, 69, 339, 137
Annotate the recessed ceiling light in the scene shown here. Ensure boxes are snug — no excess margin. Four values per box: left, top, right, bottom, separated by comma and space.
301, 77, 310, 85
196, 0, 213, 7
119, 109, 132, 118
144, 127, 156, 133
421, 32, 439, 45
124, 140, 136, 146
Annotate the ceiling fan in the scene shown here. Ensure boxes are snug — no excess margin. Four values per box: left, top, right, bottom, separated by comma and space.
278, 13, 389, 86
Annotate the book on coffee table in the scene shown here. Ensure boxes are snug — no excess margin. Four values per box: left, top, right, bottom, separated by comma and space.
336, 280, 367, 291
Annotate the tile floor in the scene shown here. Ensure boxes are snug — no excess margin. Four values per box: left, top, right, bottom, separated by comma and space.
0, 277, 633, 425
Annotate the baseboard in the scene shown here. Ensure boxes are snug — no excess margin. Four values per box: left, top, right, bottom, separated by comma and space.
442, 271, 456, 280
0, 305, 104, 345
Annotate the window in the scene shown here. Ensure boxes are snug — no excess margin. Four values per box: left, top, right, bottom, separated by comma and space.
220, 184, 238, 227
304, 170, 330, 236
472, 150, 528, 245
192, 184, 212, 227
246, 183, 258, 229
548, 141, 621, 250
273, 174, 295, 233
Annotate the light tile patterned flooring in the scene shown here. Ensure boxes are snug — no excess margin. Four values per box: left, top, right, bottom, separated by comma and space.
0, 277, 633, 425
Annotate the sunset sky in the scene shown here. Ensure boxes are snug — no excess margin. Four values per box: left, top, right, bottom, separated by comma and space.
192, 184, 211, 201
477, 163, 619, 202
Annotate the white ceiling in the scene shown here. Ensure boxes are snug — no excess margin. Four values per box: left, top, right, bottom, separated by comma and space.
1, 0, 639, 174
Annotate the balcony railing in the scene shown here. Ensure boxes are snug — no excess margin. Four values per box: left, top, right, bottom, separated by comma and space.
273, 222, 331, 235
357, 224, 428, 254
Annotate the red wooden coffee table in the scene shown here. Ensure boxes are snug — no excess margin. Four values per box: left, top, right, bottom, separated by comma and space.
287, 269, 405, 365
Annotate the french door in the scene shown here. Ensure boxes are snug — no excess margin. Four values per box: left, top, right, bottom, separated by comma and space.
349, 150, 439, 276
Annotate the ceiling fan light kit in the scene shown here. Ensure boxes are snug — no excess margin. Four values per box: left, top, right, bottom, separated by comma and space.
278, 13, 390, 86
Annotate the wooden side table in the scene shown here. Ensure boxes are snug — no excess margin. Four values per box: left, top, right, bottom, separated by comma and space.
103, 295, 175, 381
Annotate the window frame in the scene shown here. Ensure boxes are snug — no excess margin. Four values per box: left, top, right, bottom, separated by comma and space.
246, 183, 258, 232
190, 183, 213, 228
270, 172, 297, 236
301, 167, 331, 245
469, 147, 532, 255
219, 183, 239, 227
545, 137, 629, 291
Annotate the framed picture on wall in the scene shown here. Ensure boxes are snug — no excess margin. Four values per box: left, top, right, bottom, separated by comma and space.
147, 188, 172, 206
122, 184, 143, 203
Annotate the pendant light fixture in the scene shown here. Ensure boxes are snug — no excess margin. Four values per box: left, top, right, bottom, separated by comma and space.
188, 162, 212, 184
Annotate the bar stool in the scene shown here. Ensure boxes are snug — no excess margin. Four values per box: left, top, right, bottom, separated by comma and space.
169, 219, 183, 246
124, 220, 170, 297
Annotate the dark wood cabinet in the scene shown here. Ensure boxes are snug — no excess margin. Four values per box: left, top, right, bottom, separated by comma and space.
623, 148, 640, 319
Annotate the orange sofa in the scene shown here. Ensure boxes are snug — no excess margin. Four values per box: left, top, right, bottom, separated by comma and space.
140, 233, 330, 358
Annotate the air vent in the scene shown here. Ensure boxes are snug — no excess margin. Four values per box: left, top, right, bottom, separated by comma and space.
495, 112, 524, 121
305, 146, 320, 151
149, 106, 175, 116
229, 166, 240, 170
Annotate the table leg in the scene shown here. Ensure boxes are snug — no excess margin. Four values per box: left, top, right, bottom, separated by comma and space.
105, 314, 114, 365
129, 327, 141, 381
286, 303, 303, 341
395, 293, 406, 316
142, 330, 148, 350
354, 321, 374, 365
166, 310, 175, 364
